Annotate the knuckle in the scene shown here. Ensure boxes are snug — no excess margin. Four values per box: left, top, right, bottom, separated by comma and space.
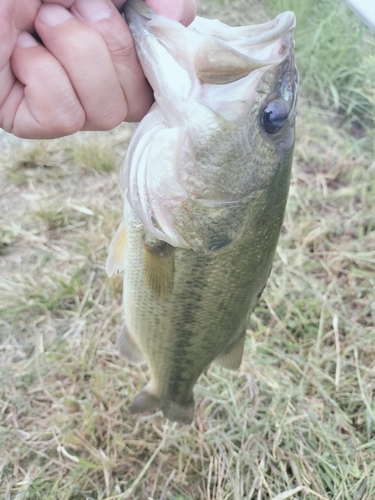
57, 106, 86, 135
39, 70, 86, 134
97, 102, 127, 130
105, 28, 139, 66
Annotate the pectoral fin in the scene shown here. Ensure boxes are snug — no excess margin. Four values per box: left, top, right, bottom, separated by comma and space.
143, 237, 175, 299
106, 220, 126, 277
215, 333, 245, 370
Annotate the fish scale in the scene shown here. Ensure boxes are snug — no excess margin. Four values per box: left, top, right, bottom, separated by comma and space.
106, 0, 298, 423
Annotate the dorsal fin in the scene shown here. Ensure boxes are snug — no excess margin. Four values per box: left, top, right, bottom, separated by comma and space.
106, 220, 126, 277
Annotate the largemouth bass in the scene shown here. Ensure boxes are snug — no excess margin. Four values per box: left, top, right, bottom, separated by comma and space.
107, 0, 298, 424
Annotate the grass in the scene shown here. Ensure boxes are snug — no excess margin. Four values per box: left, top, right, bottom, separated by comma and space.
1, 0, 375, 498
268, 0, 375, 127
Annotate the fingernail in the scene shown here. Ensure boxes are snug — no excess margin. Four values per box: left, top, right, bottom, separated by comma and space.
74, 0, 112, 23
38, 4, 73, 27
16, 32, 39, 48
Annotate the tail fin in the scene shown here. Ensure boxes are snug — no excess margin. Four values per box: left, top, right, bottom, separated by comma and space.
130, 383, 195, 424
162, 400, 195, 424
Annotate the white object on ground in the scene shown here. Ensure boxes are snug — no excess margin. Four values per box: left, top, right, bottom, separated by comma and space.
345, 0, 375, 31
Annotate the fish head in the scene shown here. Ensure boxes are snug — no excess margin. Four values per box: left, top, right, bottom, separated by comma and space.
123, 0, 298, 250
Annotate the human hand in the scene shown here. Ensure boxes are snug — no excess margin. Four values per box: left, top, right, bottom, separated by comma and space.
0, 0, 196, 139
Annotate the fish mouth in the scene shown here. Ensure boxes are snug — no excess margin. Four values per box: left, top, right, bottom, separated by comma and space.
124, 0, 295, 37
219, 12, 296, 45
124, 0, 296, 81
124, 0, 296, 97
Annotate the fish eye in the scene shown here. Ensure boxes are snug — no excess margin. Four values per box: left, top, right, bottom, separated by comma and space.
262, 100, 288, 134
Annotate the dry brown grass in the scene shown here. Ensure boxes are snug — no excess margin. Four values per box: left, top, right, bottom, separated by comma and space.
1, 1, 375, 499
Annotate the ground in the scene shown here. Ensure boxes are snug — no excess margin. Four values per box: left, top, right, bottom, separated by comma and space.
0, 0, 374, 499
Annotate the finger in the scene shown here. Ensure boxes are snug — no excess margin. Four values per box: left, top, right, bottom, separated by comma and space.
7, 32, 85, 138
71, 0, 153, 122
35, 3, 127, 130
0, 2, 17, 113
14, 0, 41, 32
41, 0, 75, 7
42, 0, 125, 10
146, 0, 196, 25
41, 0, 197, 25
111, 0, 126, 8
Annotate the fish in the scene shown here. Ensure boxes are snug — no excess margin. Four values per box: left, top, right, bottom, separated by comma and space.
106, 0, 298, 424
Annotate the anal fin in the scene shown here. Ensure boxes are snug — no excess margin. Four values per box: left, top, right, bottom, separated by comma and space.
117, 323, 145, 365
106, 220, 126, 277
215, 333, 245, 370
